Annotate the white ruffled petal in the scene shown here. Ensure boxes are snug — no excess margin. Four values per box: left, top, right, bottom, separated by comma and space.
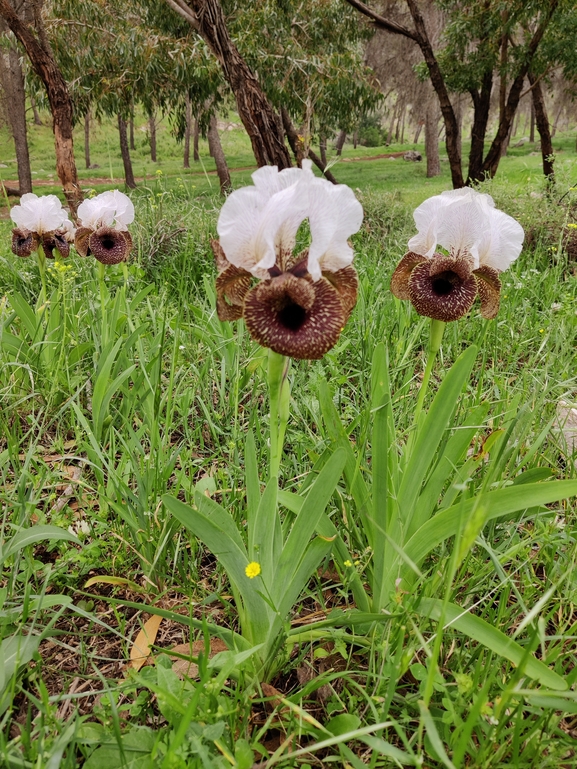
11, 193, 69, 234
216, 160, 362, 280
307, 180, 363, 281
408, 188, 523, 272
77, 190, 134, 230
477, 207, 524, 271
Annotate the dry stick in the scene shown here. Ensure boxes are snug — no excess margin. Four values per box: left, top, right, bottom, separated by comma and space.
49, 466, 83, 516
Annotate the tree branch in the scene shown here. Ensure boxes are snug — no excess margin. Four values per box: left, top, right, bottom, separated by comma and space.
164, 0, 200, 31
343, 0, 418, 41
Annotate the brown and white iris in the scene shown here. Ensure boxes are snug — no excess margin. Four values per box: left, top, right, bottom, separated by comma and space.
213, 160, 363, 360
391, 189, 524, 321
75, 190, 135, 264
10, 193, 73, 260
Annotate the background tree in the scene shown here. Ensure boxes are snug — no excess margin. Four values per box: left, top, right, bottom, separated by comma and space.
0, 0, 82, 210
346, 0, 564, 188
0, 19, 32, 193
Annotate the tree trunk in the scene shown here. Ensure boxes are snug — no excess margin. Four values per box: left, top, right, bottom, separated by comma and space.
334, 129, 346, 155
30, 93, 42, 124
424, 101, 440, 177
84, 108, 91, 169
207, 113, 231, 194
386, 101, 397, 145
467, 71, 493, 183
319, 134, 327, 166
177, 0, 291, 169
281, 107, 338, 183
413, 120, 424, 144
194, 117, 200, 161
149, 111, 157, 162
184, 92, 192, 168
399, 105, 406, 143
118, 114, 136, 189
528, 71, 554, 184
404, 0, 464, 187
0, 0, 82, 212
353, 129, 358, 148
129, 116, 135, 150
530, 99, 535, 142
0, 41, 32, 193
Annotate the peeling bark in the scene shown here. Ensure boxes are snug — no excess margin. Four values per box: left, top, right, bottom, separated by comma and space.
0, 0, 82, 212
172, 0, 291, 169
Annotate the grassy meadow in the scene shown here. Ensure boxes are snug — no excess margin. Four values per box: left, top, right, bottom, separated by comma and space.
1, 112, 577, 767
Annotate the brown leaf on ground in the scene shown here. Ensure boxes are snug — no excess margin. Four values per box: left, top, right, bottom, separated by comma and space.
130, 614, 163, 671
167, 637, 228, 678
555, 401, 577, 463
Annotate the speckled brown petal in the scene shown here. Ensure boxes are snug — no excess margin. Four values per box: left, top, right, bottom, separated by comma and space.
216, 263, 252, 321
11, 228, 38, 257
74, 226, 93, 257
323, 265, 358, 319
244, 274, 345, 360
41, 232, 70, 259
390, 251, 428, 300
408, 256, 477, 322
89, 227, 129, 264
474, 265, 501, 319
211, 239, 229, 273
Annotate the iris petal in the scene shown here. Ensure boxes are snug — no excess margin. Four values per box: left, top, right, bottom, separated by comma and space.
244, 274, 345, 360
474, 265, 501, 319
408, 255, 477, 321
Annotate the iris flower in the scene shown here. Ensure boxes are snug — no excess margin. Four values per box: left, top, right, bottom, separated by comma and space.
75, 190, 134, 264
391, 189, 524, 321
10, 193, 73, 259
213, 160, 363, 359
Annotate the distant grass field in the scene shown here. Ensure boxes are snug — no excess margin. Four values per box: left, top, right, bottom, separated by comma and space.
2, 108, 577, 210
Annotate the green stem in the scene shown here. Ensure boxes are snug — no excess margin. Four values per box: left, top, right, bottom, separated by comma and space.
268, 350, 290, 480
407, 319, 445, 458
37, 250, 47, 304
98, 262, 107, 342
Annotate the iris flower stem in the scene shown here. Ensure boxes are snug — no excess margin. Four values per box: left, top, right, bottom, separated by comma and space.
97, 262, 107, 341
408, 319, 446, 452
268, 350, 290, 480
37, 250, 47, 304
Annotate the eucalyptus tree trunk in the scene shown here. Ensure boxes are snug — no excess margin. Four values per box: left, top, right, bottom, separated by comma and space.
0, 38, 32, 193
167, 0, 291, 169
0, 0, 82, 212
30, 93, 42, 124
335, 129, 346, 155
118, 114, 136, 189
129, 116, 135, 150
194, 116, 200, 161
528, 72, 554, 184
84, 108, 91, 169
183, 92, 192, 168
207, 113, 231, 194
319, 135, 327, 166
424, 101, 440, 177
149, 111, 157, 162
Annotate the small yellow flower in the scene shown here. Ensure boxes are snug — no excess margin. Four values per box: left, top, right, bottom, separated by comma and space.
539, 328, 544, 333
245, 561, 261, 579
568, 223, 577, 229
343, 560, 352, 568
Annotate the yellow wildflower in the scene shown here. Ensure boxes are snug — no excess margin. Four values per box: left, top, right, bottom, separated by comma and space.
245, 561, 261, 579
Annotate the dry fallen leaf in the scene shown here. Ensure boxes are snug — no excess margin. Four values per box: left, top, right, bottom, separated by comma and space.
168, 637, 227, 678
130, 614, 163, 670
